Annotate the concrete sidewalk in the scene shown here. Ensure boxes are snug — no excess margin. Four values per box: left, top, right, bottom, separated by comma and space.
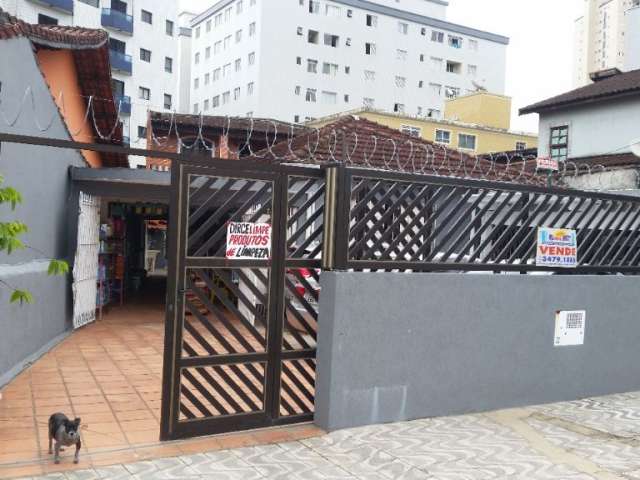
11, 390, 640, 479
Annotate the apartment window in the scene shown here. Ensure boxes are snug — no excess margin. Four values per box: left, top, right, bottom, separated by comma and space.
249, 22, 256, 36
223, 63, 231, 77
446, 61, 461, 74
165, 57, 173, 73
213, 68, 221, 81
308, 30, 319, 44
345, 65, 351, 74
195, 52, 200, 64
215, 13, 222, 26
166, 20, 174, 36
459, 133, 477, 150
401, 125, 421, 138
204, 73, 210, 85
430, 57, 443, 70
140, 48, 151, 62
295, 85, 301, 95
296, 56, 302, 65
344, 94, 350, 102
305, 88, 317, 102
138, 126, 147, 138
322, 91, 337, 104
235, 29, 242, 43
346, 37, 352, 46
322, 62, 338, 75
347, 9, 353, 17
467, 64, 478, 76
237, 0, 243, 14
203, 99, 210, 111
435, 129, 451, 144
225, 7, 231, 22
194, 77, 199, 89
421, 27, 426, 36
214, 41, 222, 54
431, 30, 444, 43
398, 22, 408, 34
394, 103, 405, 114
395, 76, 406, 88
141, 9, 152, 24
469, 39, 478, 51
112, 0, 127, 14
195, 27, 200, 38
38, 14, 58, 25
297, 26, 304, 35
366, 14, 377, 27
307, 59, 318, 73
364, 70, 376, 81
516, 142, 527, 151
550, 125, 569, 161
205, 46, 211, 59
294, 115, 300, 123
223, 91, 230, 104
247, 82, 255, 95
248, 52, 256, 65
193, 103, 199, 113
324, 34, 339, 47
428, 109, 441, 118
224, 35, 231, 49
365, 43, 376, 55
213, 95, 220, 108
418, 80, 424, 88
235, 58, 241, 71
164, 94, 172, 109
363, 97, 375, 108
396, 49, 407, 61
419, 54, 425, 62
139, 87, 150, 100
234, 87, 241, 100
206, 20, 211, 32
445, 86, 460, 98
448, 35, 463, 48
308, 0, 320, 14
429, 83, 442, 96
325, 4, 341, 16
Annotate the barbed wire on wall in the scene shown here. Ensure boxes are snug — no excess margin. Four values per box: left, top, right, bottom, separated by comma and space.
0, 86, 638, 192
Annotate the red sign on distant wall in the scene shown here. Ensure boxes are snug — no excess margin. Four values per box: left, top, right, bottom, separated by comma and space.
536, 156, 559, 171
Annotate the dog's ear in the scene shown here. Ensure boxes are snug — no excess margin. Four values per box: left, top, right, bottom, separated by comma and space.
73, 418, 81, 427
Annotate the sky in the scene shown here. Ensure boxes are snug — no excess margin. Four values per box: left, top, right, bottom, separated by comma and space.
180, 0, 584, 133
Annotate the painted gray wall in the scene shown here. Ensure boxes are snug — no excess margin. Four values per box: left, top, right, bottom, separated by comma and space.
316, 271, 640, 431
0, 37, 86, 384
625, 7, 640, 71
537, 95, 640, 159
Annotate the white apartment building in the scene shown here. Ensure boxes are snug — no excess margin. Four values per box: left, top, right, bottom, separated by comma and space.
573, 0, 640, 87
188, 0, 509, 124
0, 0, 183, 167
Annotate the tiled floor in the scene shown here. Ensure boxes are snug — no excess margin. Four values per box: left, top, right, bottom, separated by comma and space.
10, 391, 640, 480
0, 291, 323, 479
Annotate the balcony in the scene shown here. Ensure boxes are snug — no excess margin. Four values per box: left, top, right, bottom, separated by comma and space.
101, 8, 133, 35
113, 95, 131, 115
29, 0, 73, 14
109, 50, 132, 75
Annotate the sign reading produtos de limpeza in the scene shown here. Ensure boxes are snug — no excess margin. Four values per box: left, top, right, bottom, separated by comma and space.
536, 227, 578, 268
226, 222, 272, 259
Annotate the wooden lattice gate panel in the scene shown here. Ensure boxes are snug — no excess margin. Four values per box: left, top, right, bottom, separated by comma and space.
161, 161, 324, 440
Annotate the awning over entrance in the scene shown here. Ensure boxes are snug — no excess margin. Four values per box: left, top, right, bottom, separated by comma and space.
70, 167, 170, 202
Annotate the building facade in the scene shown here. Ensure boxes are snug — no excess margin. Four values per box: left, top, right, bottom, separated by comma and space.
311, 92, 538, 155
572, 0, 640, 87
0, 0, 183, 167
188, 0, 509, 124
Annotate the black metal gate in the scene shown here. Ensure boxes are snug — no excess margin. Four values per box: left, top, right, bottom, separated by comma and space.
160, 157, 324, 440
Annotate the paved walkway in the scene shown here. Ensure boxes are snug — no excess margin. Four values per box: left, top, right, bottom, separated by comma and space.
9, 390, 640, 480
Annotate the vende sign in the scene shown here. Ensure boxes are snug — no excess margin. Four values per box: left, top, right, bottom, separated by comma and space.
226, 222, 272, 259
536, 156, 559, 171
536, 227, 578, 268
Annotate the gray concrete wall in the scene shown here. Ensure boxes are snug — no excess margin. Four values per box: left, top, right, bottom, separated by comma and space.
0, 37, 86, 384
316, 272, 640, 431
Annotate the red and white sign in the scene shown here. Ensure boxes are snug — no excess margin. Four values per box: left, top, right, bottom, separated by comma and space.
226, 222, 271, 259
536, 156, 559, 171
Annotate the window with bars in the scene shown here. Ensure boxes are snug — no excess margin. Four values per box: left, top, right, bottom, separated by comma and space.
550, 126, 569, 161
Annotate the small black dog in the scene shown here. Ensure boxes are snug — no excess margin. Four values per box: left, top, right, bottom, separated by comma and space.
48, 413, 82, 464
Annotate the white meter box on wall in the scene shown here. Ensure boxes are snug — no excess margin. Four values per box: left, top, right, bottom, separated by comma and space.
554, 310, 586, 346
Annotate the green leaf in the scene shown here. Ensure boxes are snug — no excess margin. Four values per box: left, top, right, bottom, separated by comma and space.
10, 290, 33, 305
47, 259, 69, 276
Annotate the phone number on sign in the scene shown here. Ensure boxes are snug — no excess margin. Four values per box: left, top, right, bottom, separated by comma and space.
538, 256, 576, 264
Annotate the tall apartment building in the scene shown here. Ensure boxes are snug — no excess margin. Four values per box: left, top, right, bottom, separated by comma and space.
573, 0, 640, 87
0, 0, 183, 167
188, 0, 509, 124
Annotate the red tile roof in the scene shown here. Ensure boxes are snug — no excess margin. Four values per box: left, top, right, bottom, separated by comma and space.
520, 68, 640, 115
247, 116, 545, 185
0, 8, 127, 167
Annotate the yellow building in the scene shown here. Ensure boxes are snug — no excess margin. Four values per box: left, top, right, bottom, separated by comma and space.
310, 92, 538, 155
